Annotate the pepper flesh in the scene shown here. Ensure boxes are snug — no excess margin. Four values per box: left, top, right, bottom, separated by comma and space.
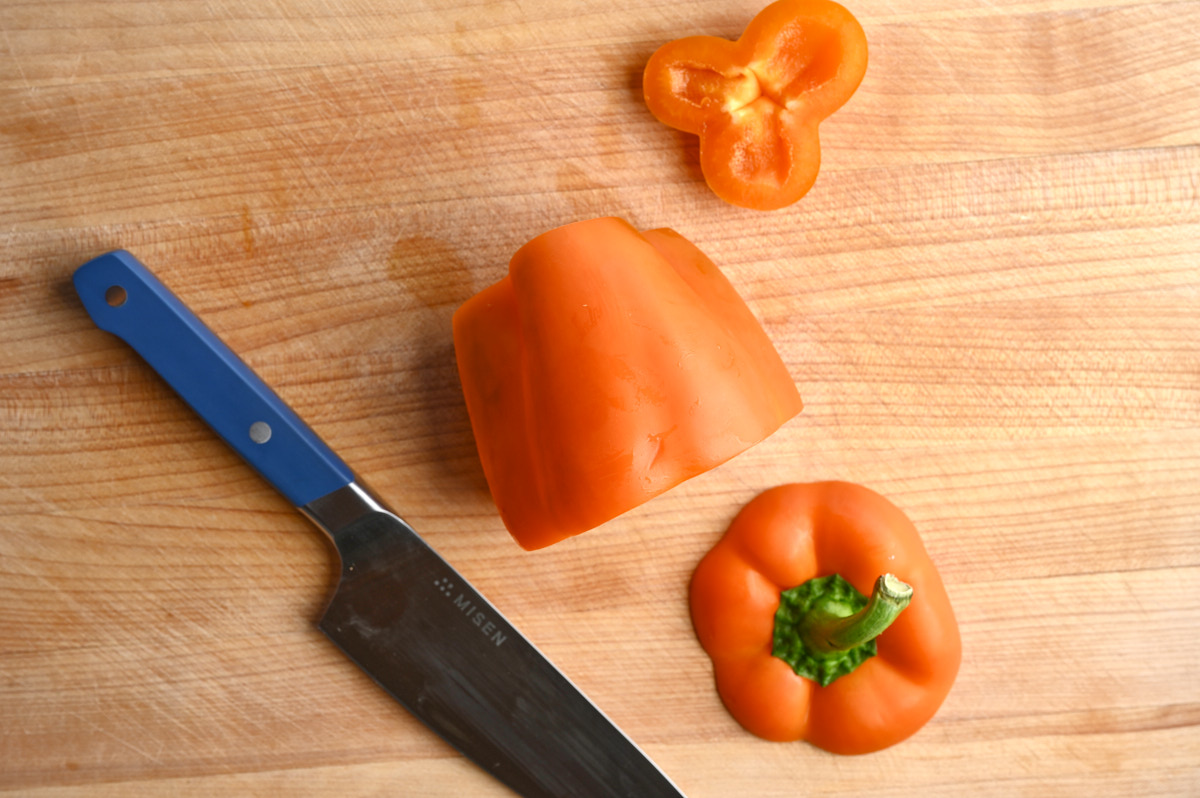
643, 0, 868, 210
453, 218, 802, 550
689, 481, 960, 753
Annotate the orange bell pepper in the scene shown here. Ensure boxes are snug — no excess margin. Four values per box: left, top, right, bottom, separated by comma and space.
690, 481, 960, 753
643, 0, 868, 211
452, 217, 803, 550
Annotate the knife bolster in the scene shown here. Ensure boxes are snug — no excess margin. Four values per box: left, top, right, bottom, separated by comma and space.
302, 480, 405, 547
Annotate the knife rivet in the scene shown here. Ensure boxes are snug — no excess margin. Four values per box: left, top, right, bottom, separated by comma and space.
249, 421, 272, 444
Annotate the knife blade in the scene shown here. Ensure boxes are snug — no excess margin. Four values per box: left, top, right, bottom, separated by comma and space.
73, 250, 687, 798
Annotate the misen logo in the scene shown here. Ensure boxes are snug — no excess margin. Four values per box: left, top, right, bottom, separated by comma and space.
433, 577, 508, 647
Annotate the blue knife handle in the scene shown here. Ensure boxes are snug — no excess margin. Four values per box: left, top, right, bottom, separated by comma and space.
73, 250, 354, 507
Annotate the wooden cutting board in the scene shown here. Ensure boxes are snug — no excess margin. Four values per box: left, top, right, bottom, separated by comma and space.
2, 1, 1198, 795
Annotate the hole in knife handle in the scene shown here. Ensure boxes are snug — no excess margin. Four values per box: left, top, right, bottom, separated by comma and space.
105, 285, 127, 307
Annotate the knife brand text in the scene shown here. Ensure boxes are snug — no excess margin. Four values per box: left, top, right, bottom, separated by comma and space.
434, 577, 508, 647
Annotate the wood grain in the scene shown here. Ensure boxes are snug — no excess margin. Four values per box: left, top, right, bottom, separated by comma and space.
2, 0, 1199, 795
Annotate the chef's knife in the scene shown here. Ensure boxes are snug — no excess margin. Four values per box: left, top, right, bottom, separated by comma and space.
73, 250, 687, 798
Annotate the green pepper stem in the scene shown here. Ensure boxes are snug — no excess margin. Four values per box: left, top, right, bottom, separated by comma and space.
801, 574, 913, 655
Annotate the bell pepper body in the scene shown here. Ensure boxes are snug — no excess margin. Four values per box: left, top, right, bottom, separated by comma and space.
453, 217, 802, 550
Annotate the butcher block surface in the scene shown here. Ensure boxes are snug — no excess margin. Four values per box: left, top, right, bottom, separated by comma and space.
2, 1, 1199, 795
